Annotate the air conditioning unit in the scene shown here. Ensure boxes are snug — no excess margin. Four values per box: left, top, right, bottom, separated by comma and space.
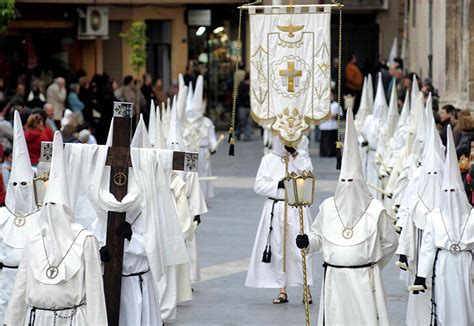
78, 6, 109, 39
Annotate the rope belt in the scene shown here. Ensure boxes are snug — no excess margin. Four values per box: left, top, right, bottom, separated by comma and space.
0, 262, 19, 269
261, 198, 284, 264
323, 261, 375, 269
430, 249, 440, 326
28, 303, 85, 326
322, 261, 375, 326
123, 269, 150, 294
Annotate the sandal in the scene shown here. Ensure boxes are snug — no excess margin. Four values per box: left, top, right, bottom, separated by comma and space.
302, 294, 313, 305
273, 292, 289, 304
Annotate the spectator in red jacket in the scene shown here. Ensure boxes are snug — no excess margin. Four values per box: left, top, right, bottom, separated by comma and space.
24, 113, 50, 166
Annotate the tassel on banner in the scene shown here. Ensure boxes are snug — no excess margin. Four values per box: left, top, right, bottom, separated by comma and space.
336, 141, 342, 170
261, 245, 272, 263
229, 136, 235, 156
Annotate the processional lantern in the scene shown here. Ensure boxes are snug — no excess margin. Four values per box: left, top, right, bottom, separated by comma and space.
284, 170, 315, 207
33, 141, 53, 208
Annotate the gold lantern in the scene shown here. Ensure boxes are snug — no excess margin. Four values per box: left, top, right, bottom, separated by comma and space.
283, 170, 315, 207
283, 170, 315, 325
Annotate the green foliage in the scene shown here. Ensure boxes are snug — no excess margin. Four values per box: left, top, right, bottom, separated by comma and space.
120, 21, 147, 76
0, 0, 15, 33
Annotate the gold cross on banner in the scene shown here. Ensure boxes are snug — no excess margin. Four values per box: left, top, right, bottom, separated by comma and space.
279, 61, 302, 93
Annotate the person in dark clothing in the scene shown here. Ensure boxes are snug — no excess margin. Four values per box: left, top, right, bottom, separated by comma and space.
78, 76, 94, 125
140, 73, 156, 126
438, 104, 456, 146
456, 113, 474, 159
26, 88, 46, 110
236, 72, 252, 141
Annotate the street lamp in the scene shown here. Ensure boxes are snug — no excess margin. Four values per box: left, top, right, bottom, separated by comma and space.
283, 169, 315, 326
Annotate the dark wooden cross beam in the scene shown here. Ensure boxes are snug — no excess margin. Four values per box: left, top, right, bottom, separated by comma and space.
103, 101, 198, 326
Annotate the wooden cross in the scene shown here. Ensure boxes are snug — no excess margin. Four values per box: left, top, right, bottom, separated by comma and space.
103, 101, 198, 325
279, 61, 302, 92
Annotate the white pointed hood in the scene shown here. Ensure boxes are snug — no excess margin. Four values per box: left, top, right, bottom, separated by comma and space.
397, 90, 410, 129
414, 94, 445, 228
373, 73, 388, 122
367, 73, 374, 111
354, 77, 370, 131
189, 75, 204, 120
148, 99, 156, 147
424, 93, 445, 159
385, 79, 400, 140
5, 111, 36, 214
387, 37, 398, 66
410, 75, 419, 111
177, 85, 189, 125
334, 108, 373, 226
185, 81, 194, 115
162, 99, 171, 140
178, 73, 185, 89
440, 126, 472, 242
167, 96, 185, 151
411, 92, 426, 163
33, 131, 87, 284
131, 114, 151, 148
154, 106, 167, 149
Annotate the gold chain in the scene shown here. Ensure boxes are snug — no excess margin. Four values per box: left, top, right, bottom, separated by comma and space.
228, 0, 262, 154
299, 206, 310, 326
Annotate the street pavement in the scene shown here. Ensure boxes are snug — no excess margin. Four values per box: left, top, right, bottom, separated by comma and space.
174, 136, 408, 325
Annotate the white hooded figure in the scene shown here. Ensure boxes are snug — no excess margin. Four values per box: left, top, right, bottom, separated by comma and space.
166, 93, 208, 286
245, 135, 315, 304
109, 115, 163, 326
5, 131, 107, 325
395, 92, 427, 230
384, 90, 411, 205
355, 77, 371, 178
377, 77, 400, 169
416, 125, 474, 326
387, 90, 410, 170
360, 73, 388, 199
185, 75, 218, 201
0, 111, 40, 324
396, 94, 445, 326
300, 108, 398, 325
148, 99, 156, 147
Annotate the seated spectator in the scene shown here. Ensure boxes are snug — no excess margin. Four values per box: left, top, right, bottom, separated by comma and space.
24, 113, 50, 166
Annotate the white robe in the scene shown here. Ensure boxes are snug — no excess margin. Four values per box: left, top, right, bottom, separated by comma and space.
120, 213, 162, 326
0, 208, 40, 324
197, 117, 217, 201
159, 173, 196, 322
245, 151, 315, 288
4, 235, 107, 325
308, 198, 398, 325
418, 210, 474, 326
396, 197, 432, 325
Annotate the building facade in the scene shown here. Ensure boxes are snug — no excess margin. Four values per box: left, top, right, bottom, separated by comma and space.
405, 0, 474, 111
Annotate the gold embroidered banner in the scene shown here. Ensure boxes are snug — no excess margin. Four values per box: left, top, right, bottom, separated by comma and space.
250, 7, 331, 146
